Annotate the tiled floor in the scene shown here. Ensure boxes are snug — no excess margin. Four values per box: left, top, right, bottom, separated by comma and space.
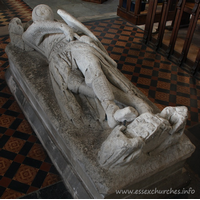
0, 0, 200, 199
0, 0, 66, 198
0, 37, 63, 198
87, 18, 200, 127
0, 0, 32, 27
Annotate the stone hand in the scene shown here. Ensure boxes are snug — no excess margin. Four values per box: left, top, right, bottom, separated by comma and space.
9, 18, 24, 35
63, 26, 74, 41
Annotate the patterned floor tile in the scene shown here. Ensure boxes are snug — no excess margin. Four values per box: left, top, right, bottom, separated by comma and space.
0, 177, 12, 188
16, 119, 33, 134
41, 173, 61, 188
3, 137, 26, 153
0, 157, 12, 176
13, 154, 25, 164
1, 188, 24, 199
12, 164, 38, 185
0, 115, 16, 128
0, 0, 32, 27
27, 143, 47, 161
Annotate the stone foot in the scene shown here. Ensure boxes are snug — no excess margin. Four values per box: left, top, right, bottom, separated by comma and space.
114, 107, 138, 122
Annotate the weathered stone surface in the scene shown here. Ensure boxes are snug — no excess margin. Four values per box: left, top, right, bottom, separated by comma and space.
5, 4, 196, 198
5, 42, 195, 199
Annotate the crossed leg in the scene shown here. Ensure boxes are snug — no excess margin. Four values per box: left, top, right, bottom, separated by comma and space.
72, 51, 147, 128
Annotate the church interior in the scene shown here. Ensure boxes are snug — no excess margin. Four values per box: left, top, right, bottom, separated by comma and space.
0, 0, 199, 198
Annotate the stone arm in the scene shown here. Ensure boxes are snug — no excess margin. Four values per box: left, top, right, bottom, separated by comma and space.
67, 69, 96, 98
8, 18, 33, 51
49, 56, 96, 98
22, 21, 74, 51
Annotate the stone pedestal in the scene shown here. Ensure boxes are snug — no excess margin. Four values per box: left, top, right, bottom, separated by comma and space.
5, 44, 195, 199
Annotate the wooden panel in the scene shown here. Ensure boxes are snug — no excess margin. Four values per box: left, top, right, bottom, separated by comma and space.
179, 1, 200, 65
166, 0, 187, 57
143, 0, 159, 43
143, 0, 200, 78
117, 0, 163, 25
155, 0, 171, 50
82, 0, 107, 3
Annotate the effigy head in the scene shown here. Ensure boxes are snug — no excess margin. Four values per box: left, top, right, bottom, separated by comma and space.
32, 4, 54, 22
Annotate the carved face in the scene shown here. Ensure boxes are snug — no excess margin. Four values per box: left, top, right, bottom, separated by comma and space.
32, 4, 54, 22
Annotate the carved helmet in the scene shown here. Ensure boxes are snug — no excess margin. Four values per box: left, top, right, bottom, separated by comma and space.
32, 4, 54, 22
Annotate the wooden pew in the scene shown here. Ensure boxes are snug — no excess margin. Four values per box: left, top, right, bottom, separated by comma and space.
117, 0, 162, 25
82, 0, 107, 3
143, 0, 200, 78
143, 0, 177, 44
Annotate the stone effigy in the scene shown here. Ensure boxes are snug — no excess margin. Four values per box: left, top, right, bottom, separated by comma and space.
5, 4, 195, 198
